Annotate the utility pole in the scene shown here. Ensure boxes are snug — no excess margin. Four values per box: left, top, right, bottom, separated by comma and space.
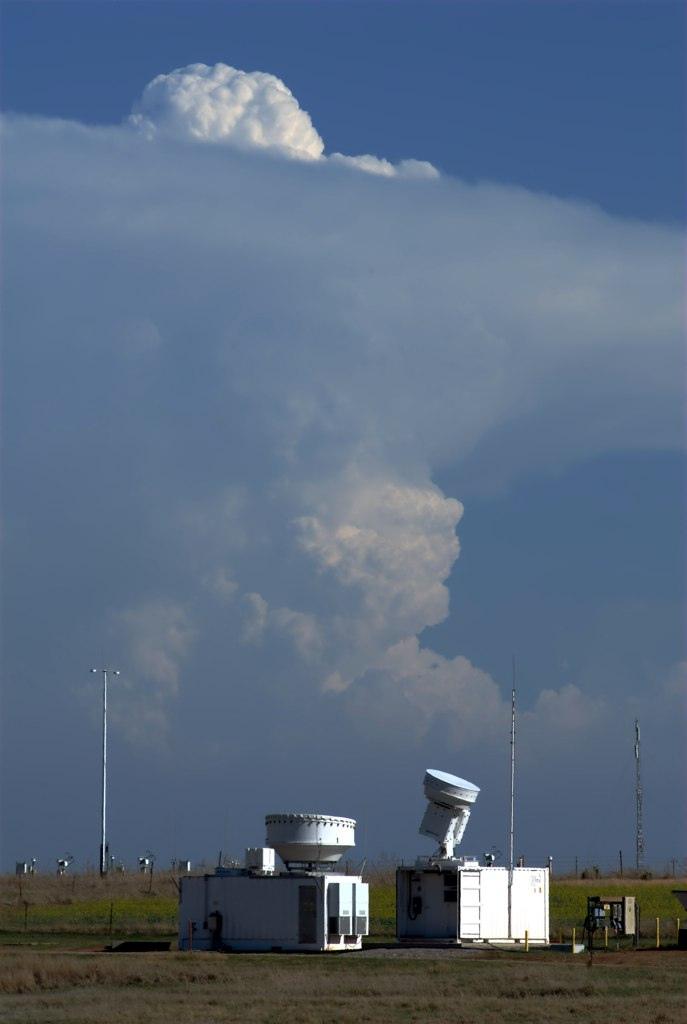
91, 668, 120, 876
507, 660, 516, 939
634, 718, 644, 872
509, 671, 516, 872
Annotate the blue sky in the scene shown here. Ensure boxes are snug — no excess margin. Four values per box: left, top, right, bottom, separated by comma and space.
1, 1, 684, 873
3, 0, 684, 220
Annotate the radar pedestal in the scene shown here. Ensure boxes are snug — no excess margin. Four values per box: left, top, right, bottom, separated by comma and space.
418, 769, 479, 863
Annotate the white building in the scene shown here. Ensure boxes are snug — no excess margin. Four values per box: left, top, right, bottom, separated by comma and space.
179, 814, 368, 953
396, 770, 549, 946
397, 863, 549, 944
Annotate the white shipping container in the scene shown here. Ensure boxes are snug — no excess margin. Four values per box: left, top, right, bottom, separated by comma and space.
396, 865, 549, 945
179, 871, 368, 952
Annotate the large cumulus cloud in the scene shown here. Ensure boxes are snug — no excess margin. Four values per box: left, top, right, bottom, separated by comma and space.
128, 62, 437, 178
2, 63, 684, 863
129, 62, 325, 159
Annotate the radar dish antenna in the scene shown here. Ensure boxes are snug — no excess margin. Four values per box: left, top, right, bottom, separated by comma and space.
419, 769, 480, 860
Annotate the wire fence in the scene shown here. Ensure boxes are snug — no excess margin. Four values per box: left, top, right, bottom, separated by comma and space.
361, 854, 686, 883
534, 855, 686, 880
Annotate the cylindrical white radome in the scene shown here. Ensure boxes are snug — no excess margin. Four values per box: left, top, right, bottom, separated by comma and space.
265, 813, 356, 868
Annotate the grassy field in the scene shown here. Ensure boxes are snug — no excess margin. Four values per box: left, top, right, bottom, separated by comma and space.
1, 874, 685, 1023
549, 878, 685, 941
2, 872, 685, 942
0, 948, 685, 1023
370, 875, 686, 941
0, 872, 177, 938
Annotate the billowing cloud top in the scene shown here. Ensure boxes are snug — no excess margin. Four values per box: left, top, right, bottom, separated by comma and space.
128, 62, 438, 178
129, 62, 325, 160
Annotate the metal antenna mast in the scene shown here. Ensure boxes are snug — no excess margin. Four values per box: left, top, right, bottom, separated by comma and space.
634, 718, 644, 872
91, 667, 120, 876
507, 659, 516, 939
509, 660, 516, 871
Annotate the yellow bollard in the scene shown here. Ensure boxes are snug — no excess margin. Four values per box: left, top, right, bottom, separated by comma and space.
572, 926, 576, 952
525, 929, 529, 952
656, 917, 660, 949
604, 926, 608, 949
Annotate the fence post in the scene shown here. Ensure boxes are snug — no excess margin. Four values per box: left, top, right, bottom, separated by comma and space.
525, 929, 529, 952
656, 917, 660, 949
604, 926, 608, 949
572, 927, 576, 952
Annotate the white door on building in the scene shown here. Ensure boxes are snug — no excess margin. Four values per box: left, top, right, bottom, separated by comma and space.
459, 871, 481, 939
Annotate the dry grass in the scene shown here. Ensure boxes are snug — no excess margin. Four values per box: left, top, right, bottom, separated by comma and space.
3, 870, 181, 905
0, 948, 684, 1023
2, 873, 685, 1022
3, 872, 685, 942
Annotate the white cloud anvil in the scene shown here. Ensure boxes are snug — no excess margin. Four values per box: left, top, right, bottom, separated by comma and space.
2, 61, 683, 769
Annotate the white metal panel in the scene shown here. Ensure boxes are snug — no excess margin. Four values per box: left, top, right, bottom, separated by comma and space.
396, 865, 549, 945
219, 875, 317, 943
476, 868, 509, 939
510, 868, 548, 941
179, 876, 213, 950
396, 868, 460, 941
327, 879, 353, 934
422, 872, 455, 939
245, 847, 276, 872
354, 881, 369, 935
459, 870, 481, 938
419, 802, 458, 842
179, 872, 365, 952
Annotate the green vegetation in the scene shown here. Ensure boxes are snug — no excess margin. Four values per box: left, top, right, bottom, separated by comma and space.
370, 877, 686, 940
1, 873, 685, 1023
0, 872, 177, 940
549, 879, 685, 940
0, 896, 175, 936
369, 881, 395, 937
1, 873, 684, 943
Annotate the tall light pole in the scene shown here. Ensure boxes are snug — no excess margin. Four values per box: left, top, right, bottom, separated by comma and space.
91, 668, 120, 876
508, 668, 516, 873
507, 658, 516, 939
634, 718, 644, 872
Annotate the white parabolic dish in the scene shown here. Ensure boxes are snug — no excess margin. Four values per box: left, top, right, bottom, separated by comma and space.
423, 769, 480, 809
265, 813, 356, 867
419, 770, 480, 858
